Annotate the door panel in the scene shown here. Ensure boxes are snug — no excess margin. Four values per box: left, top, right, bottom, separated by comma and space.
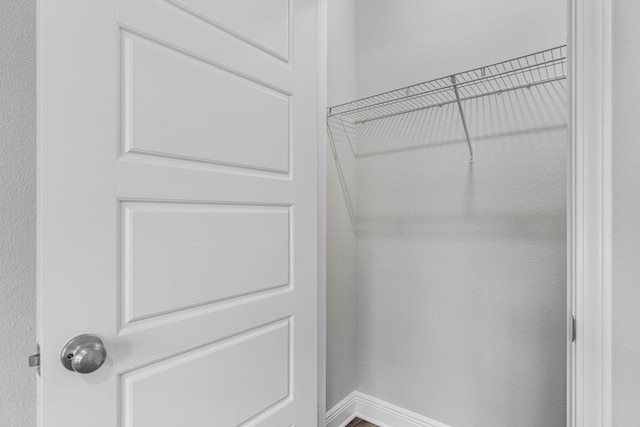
123, 202, 290, 322
122, 32, 291, 173
38, 0, 318, 425
122, 321, 291, 426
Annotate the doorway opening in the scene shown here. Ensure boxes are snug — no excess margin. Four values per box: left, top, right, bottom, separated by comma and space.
325, 2, 568, 426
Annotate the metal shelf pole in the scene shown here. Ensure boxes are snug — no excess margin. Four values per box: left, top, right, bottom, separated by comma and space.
451, 75, 474, 163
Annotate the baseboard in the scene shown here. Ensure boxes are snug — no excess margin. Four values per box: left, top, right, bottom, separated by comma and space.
354, 392, 450, 427
325, 391, 450, 427
325, 392, 357, 427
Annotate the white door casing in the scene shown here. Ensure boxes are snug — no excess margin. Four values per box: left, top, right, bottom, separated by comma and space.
38, 0, 319, 425
567, 0, 613, 426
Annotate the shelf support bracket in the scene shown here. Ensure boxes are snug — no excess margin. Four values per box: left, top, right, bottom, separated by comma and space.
450, 75, 474, 163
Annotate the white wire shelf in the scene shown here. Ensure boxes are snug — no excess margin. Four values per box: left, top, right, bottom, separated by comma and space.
328, 45, 567, 125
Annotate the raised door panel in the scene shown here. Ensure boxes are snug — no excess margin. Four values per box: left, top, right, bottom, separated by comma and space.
122, 32, 290, 173
121, 321, 291, 426
121, 202, 291, 322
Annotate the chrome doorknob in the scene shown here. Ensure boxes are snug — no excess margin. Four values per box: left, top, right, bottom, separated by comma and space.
60, 334, 107, 374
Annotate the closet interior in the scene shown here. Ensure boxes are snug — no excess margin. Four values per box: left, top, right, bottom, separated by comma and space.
325, 1, 568, 427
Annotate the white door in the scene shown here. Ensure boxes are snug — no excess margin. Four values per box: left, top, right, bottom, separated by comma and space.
37, 0, 319, 425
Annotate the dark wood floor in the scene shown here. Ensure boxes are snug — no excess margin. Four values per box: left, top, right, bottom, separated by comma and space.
346, 418, 378, 427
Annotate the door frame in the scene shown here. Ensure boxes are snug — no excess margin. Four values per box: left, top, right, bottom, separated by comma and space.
567, 0, 613, 426
316, 0, 613, 426
317, 0, 328, 425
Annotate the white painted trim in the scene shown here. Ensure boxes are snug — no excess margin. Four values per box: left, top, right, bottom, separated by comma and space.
326, 392, 357, 427
567, 0, 612, 427
317, 0, 328, 426
326, 392, 450, 427
355, 392, 451, 427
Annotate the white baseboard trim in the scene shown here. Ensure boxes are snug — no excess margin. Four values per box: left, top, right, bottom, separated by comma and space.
325, 391, 450, 427
354, 392, 450, 427
325, 392, 357, 427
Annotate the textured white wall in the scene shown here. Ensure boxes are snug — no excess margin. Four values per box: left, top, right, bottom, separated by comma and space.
326, 0, 358, 410
355, 0, 566, 99
0, 0, 37, 425
612, 0, 640, 425
353, 1, 567, 425
355, 91, 567, 427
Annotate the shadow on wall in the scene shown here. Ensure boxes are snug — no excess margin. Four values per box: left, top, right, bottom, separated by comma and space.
327, 117, 358, 231
351, 80, 567, 426
329, 80, 567, 241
